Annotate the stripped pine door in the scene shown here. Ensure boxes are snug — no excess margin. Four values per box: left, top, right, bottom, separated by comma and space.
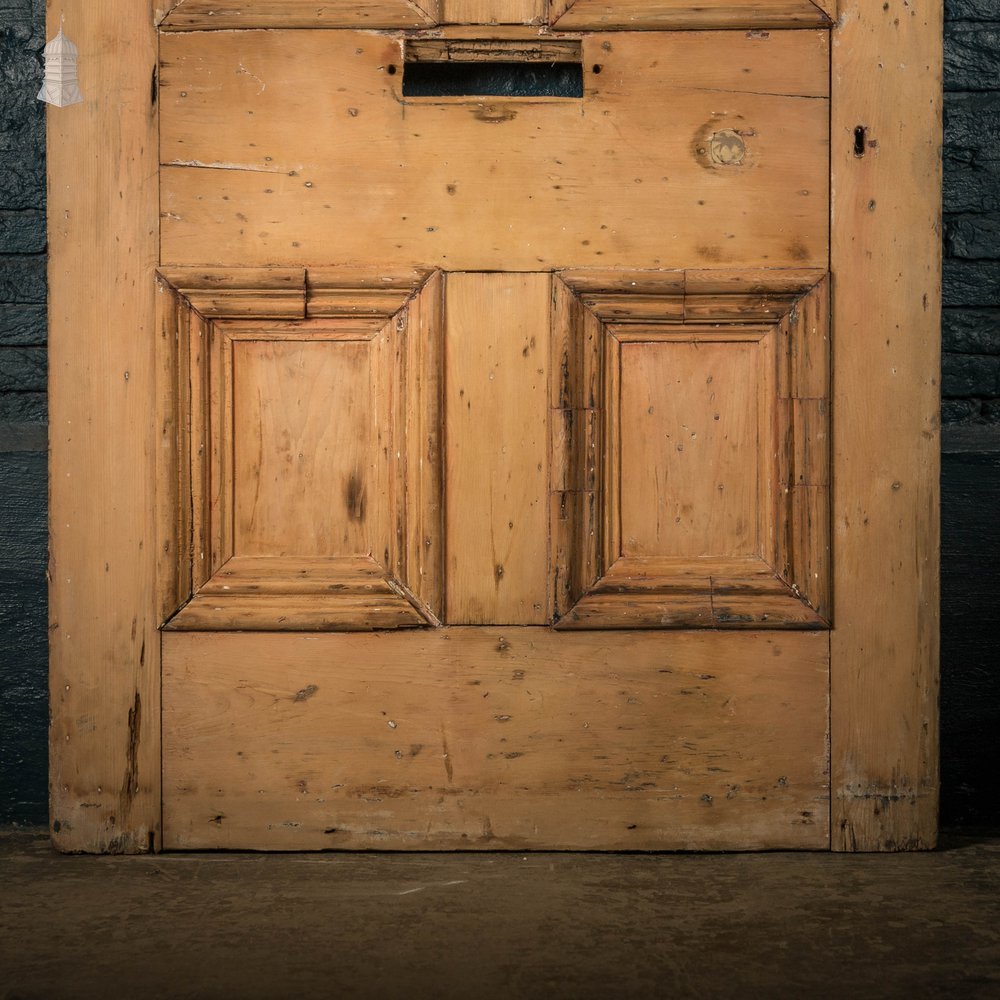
47, 0, 941, 852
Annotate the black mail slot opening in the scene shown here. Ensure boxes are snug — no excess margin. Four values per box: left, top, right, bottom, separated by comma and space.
402, 39, 585, 99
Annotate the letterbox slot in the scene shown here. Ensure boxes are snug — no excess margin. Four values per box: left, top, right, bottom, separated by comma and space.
403, 39, 584, 99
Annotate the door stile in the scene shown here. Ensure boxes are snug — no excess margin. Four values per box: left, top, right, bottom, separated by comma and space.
829, 0, 942, 850
48, 1, 162, 853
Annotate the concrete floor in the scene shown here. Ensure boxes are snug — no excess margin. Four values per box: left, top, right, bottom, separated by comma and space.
2, 830, 999, 1000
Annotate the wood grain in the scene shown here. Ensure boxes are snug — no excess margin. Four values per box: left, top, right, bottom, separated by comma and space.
441, 0, 545, 22
232, 339, 373, 558
550, 0, 833, 29
830, 0, 941, 850
155, 271, 304, 319
50, 0, 941, 855
155, 281, 191, 623
551, 270, 828, 629
158, 0, 441, 29
158, 269, 444, 631
162, 629, 830, 851
167, 594, 429, 631
445, 273, 550, 624
402, 271, 445, 618
406, 38, 579, 62
48, 2, 160, 853
617, 338, 759, 560
159, 29, 829, 272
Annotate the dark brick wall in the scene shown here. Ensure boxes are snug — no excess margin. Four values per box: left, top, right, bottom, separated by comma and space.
944, 0, 1000, 423
0, 3, 998, 829
0, 0, 45, 825
940, 0, 1000, 831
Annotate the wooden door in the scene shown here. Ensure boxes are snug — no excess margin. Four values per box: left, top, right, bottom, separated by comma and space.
47, 0, 942, 853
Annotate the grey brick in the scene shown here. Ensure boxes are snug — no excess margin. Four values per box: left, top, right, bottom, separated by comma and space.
942, 398, 984, 424
0, 304, 45, 345
945, 213, 1000, 259
943, 353, 1000, 396
0, 210, 44, 254
0, 1, 31, 27
944, 308, 1000, 355
0, 391, 45, 423
0, 18, 45, 212
944, 92, 1000, 214
0, 450, 48, 825
946, 0, 1000, 19
943, 260, 1000, 306
0, 256, 45, 304
0, 346, 45, 391
945, 22, 1000, 91
945, 157, 1000, 215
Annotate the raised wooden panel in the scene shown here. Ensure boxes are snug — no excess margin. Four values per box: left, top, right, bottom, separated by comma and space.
617, 338, 759, 560
551, 270, 830, 629
157, 268, 444, 631
441, 0, 545, 23
550, 0, 835, 29
159, 29, 829, 272
157, 0, 441, 29
231, 338, 373, 558
445, 273, 550, 625
162, 629, 830, 851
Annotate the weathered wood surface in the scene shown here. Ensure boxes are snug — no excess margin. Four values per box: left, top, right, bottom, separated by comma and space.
830, 0, 941, 850
157, 0, 441, 29
617, 338, 758, 559
550, 270, 829, 629
441, 0, 545, 22
48, 0, 941, 854
550, 0, 834, 29
155, 0, 836, 29
445, 273, 550, 624
162, 629, 830, 851
158, 269, 443, 632
159, 29, 829, 272
48, 2, 161, 852
406, 38, 580, 62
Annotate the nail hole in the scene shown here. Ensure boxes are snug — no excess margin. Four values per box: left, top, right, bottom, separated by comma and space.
592, 64, 603, 74
387, 64, 397, 75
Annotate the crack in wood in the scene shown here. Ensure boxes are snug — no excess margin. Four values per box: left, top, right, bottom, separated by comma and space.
120, 691, 142, 810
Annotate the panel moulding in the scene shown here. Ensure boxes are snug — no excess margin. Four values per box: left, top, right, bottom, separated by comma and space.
550, 268, 831, 630
155, 267, 444, 632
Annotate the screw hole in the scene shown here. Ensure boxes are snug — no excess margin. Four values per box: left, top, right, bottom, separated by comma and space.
387, 64, 397, 75
592, 64, 603, 74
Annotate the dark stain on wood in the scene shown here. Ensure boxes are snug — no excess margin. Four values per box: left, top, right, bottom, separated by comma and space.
440, 725, 454, 784
120, 691, 141, 810
345, 473, 366, 522
788, 240, 810, 261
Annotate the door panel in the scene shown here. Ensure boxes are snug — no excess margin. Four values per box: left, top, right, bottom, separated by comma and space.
157, 12, 833, 849
45, 1, 940, 855
549, 0, 835, 29
158, 1, 442, 29
445, 273, 551, 625
156, 0, 836, 31
159, 268, 444, 630
158, 29, 829, 272
163, 629, 829, 851
550, 270, 830, 629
